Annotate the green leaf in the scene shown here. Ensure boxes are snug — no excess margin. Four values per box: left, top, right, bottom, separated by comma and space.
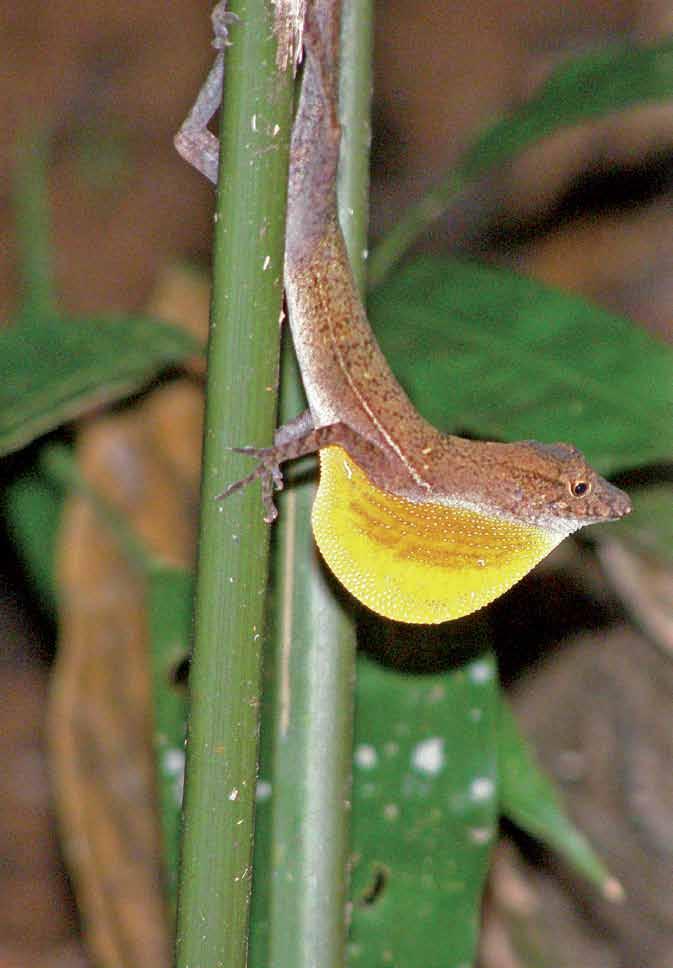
369, 40, 673, 289
0, 315, 201, 458
461, 40, 673, 180
3, 463, 62, 613
499, 699, 622, 900
252, 644, 499, 968
7, 133, 200, 460
349, 652, 499, 968
372, 257, 673, 474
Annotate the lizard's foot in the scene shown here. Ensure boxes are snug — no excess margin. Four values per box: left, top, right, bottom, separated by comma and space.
211, 2, 239, 49
216, 445, 284, 523
215, 422, 386, 525
174, 2, 239, 185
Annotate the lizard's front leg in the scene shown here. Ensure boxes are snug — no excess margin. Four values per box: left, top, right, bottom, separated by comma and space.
216, 421, 390, 523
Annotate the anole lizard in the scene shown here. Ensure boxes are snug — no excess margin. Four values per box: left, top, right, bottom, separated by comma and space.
176, 0, 630, 625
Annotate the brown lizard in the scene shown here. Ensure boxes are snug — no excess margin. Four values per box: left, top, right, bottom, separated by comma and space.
175, 0, 630, 624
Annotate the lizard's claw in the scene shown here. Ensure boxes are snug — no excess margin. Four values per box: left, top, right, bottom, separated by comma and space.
260, 474, 279, 523
211, 3, 240, 49
216, 445, 284, 523
230, 445, 284, 491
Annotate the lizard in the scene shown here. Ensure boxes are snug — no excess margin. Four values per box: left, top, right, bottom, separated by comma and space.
175, 0, 631, 624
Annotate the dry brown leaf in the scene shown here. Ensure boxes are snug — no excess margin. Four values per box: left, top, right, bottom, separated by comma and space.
48, 267, 208, 968
146, 265, 210, 378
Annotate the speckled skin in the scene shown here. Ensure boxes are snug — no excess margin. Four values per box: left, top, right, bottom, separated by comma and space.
281, 0, 631, 536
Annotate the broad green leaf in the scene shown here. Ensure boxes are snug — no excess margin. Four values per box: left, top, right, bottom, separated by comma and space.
349, 652, 498, 968
252, 646, 499, 968
499, 700, 621, 899
0, 314, 201, 457
7, 134, 200, 459
461, 40, 673, 181
372, 257, 673, 474
3, 464, 62, 612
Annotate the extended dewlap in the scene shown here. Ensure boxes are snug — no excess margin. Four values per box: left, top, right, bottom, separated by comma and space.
312, 446, 561, 624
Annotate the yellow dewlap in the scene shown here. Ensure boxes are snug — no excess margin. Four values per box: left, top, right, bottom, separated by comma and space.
311, 446, 562, 624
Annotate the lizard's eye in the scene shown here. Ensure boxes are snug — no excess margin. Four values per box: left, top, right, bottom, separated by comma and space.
569, 479, 590, 498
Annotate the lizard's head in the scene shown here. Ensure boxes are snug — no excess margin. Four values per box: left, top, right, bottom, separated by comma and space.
492, 440, 631, 534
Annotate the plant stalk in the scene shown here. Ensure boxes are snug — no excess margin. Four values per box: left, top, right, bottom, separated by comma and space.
367, 170, 464, 290
265, 1, 373, 965
14, 132, 57, 323
174, 1, 294, 964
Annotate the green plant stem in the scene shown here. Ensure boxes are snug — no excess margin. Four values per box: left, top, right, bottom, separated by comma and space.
367, 170, 464, 290
267, 345, 358, 968
265, 3, 372, 966
174, 2, 294, 965
14, 131, 57, 323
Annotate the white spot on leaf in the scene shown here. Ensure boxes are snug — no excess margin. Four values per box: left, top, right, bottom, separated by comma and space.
411, 737, 445, 775
354, 744, 377, 769
163, 749, 184, 776
469, 777, 494, 801
468, 659, 494, 684
468, 826, 494, 845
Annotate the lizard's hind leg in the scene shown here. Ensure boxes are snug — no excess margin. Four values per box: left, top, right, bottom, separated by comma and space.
173, 3, 238, 184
